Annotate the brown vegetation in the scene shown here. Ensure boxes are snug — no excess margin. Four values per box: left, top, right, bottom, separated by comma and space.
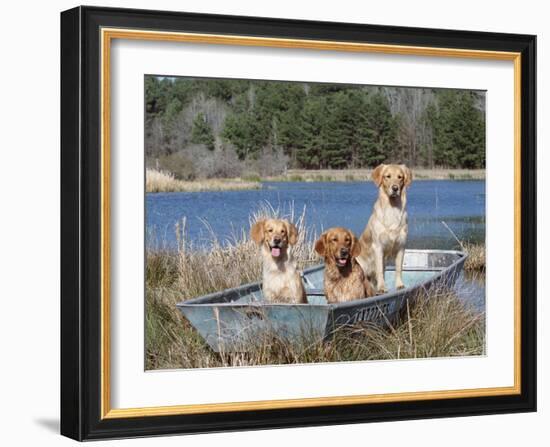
146, 168, 260, 193
464, 242, 486, 272
265, 168, 485, 182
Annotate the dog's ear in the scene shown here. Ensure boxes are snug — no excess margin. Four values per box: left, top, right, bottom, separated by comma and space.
351, 233, 362, 258
372, 164, 386, 187
400, 165, 413, 187
250, 220, 265, 244
286, 222, 299, 245
314, 232, 327, 257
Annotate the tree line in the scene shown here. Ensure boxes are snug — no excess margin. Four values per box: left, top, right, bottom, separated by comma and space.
145, 77, 485, 178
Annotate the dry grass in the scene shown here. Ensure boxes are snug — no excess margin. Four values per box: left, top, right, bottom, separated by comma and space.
360, 289, 485, 360
464, 242, 486, 273
146, 167, 484, 192
264, 168, 485, 182
146, 168, 260, 193
145, 205, 485, 370
146, 275, 485, 369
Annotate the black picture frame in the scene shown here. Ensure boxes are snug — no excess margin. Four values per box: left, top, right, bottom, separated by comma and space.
61, 5, 536, 441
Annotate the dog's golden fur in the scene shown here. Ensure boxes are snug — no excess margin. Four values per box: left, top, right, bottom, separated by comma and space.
315, 227, 375, 303
251, 218, 307, 304
356, 164, 412, 294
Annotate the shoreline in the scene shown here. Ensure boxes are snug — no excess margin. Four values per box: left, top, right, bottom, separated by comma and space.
263, 168, 485, 182
146, 168, 261, 193
146, 168, 485, 193
146, 179, 261, 193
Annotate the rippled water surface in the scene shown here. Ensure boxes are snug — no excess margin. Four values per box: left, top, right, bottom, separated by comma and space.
146, 180, 485, 250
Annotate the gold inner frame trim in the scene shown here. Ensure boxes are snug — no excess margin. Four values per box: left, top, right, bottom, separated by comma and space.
100, 27, 522, 420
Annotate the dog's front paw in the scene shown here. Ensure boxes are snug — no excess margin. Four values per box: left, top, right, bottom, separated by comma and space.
376, 287, 388, 295
396, 283, 405, 290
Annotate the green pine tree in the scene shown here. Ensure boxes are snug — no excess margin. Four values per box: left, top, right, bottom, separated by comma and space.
430, 91, 485, 168
190, 112, 215, 150
295, 96, 329, 168
361, 93, 397, 167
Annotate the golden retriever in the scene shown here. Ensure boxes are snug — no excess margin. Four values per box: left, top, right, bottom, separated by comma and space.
251, 218, 307, 304
315, 227, 375, 303
356, 164, 412, 294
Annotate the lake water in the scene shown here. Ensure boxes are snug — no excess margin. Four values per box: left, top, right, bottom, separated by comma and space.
146, 180, 485, 250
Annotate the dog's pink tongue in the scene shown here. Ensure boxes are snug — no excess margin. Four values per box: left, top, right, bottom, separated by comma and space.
271, 247, 281, 257
338, 258, 347, 266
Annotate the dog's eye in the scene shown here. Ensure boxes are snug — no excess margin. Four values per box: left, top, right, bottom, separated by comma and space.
281, 230, 286, 234
332, 238, 338, 242
386, 174, 391, 178
398, 175, 403, 179
268, 228, 273, 232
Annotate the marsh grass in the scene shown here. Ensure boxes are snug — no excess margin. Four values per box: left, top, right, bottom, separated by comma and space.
265, 168, 485, 182
145, 204, 485, 370
146, 168, 260, 193
448, 172, 474, 180
146, 168, 484, 193
146, 278, 485, 369
464, 242, 486, 272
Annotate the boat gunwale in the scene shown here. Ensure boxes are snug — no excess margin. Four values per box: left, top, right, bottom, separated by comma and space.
176, 249, 467, 310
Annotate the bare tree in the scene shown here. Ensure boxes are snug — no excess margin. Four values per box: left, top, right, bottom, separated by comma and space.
381, 87, 435, 166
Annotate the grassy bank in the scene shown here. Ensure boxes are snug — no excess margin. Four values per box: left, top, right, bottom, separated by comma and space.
146, 167, 484, 193
146, 168, 261, 193
145, 206, 486, 370
264, 168, 485, 182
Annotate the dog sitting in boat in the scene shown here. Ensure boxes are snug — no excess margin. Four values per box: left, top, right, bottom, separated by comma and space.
314, 227, 375, 303
250, 218, 307, 304
356, 164, 412, 294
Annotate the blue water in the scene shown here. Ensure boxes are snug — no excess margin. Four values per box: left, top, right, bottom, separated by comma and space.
146, 180, 485, 251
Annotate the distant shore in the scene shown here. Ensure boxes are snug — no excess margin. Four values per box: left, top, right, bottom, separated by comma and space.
146, 167, 485, 193
264, 168, 485, 182
146, 168, 261, 193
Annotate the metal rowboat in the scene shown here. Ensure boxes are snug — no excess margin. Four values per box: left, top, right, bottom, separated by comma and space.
176, 249, 467, 352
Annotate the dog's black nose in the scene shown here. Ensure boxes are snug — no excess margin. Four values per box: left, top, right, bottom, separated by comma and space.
392, 185, 399, 192
273, 237, 281, 244
340, 248, 349, 256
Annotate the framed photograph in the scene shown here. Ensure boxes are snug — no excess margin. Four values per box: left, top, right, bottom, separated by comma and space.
61, 6, 536, 441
